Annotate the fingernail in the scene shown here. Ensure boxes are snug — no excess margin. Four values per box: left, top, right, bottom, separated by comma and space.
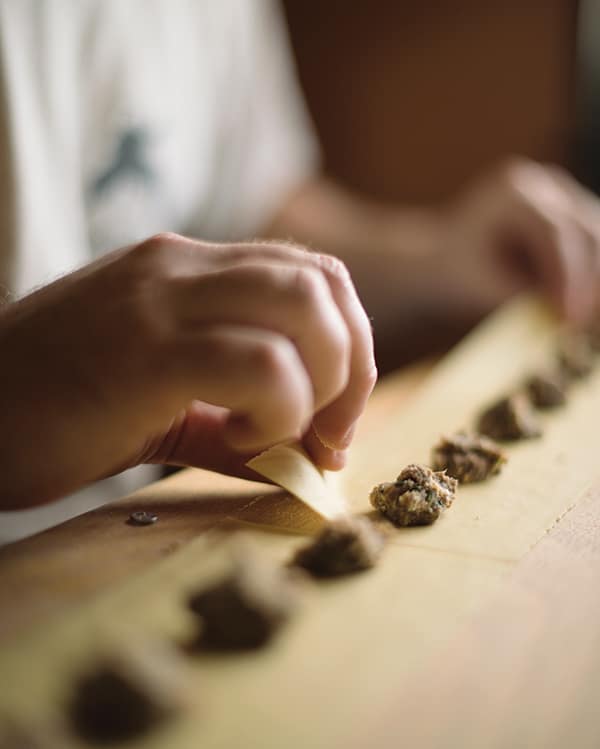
313, 421, 356, 450
337, 422, 357, 449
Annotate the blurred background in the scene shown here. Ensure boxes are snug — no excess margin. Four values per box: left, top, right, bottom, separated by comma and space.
283, 0, 587, 202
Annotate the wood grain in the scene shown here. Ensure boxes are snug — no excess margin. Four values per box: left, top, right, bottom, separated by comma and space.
2, 298, 600, 748
0, 361, 431, 642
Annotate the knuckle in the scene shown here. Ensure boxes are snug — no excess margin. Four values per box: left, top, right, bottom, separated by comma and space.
497, 158, 568, 212
137, 232, 172, 254
494, 158, 548, 207
250, 336, 295, 382
315, 253, 352, 284
496, 156, 533, 187
132, 232, 185, 266
290, 266, 326, 306
129, 237, 166, 270
362, 362, 379, 395
145, 231, 182, 247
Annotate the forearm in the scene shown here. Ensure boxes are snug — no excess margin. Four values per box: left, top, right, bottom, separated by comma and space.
266, 162, 600, 371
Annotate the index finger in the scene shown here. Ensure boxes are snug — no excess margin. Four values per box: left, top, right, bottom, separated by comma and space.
503, 163, 597, 323
217, 242, 378, 451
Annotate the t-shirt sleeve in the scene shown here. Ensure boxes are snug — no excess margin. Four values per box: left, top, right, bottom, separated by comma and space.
195, 0, 321, 241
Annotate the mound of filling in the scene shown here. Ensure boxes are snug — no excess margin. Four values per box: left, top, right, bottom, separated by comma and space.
558, 333, 594, 380
369, 464, 457, 527
68, 643, 185, 744
525, 370, 568, 409
292, 516, 385, 577
477, 393, 541, 441
431, 432, 506, 483
187, 545, 300, 650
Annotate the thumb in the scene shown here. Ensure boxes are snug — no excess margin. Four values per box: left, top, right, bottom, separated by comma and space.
148, 401, 266, 482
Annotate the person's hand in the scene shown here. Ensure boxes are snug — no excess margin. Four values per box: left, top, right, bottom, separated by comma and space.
0, 234, 376, 509
435, 158, 600, 324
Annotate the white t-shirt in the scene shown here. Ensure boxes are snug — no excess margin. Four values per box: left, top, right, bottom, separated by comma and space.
0, 0, 319, 543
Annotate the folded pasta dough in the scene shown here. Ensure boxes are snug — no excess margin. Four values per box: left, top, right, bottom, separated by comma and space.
246, 444, 348, 520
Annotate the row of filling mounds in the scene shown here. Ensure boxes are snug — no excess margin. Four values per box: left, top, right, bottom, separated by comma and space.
372, 327, 599, 530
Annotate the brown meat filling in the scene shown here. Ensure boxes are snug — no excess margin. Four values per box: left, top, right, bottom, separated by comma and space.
292, 516, 385, 577
525, 371, 567, 408
477, 392, 541, 441
187, 546, 299, 650
68, 645, 184, 744
370, 463, 457, 527
558, 333, 594, 380
431, 432, 506, 483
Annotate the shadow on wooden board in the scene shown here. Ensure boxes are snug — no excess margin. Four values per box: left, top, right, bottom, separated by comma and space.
0, 482, 324, 642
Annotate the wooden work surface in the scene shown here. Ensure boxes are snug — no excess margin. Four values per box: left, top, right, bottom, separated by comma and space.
2, 297, 600, 748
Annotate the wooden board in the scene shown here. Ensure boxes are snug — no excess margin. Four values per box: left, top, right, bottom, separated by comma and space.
0, 361, 431, 643
357, 481, 600, 749
2, 297, 600, 748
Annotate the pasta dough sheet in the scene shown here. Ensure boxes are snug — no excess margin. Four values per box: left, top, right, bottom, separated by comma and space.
246, 444, 348, 520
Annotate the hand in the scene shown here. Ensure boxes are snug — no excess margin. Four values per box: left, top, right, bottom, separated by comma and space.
0, 234, 376, 509
435, 158, 600, 324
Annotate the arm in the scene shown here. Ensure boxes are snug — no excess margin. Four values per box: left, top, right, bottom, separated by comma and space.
0, 234, 375, 510
266, 159, 600, 369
